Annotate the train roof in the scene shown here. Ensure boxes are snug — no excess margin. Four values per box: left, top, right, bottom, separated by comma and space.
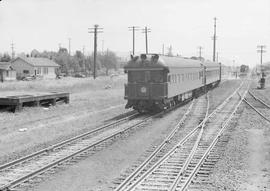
124, 54, 219, 70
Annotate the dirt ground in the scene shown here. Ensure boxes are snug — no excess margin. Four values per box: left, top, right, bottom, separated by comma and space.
211, 79, 270, 190
3, 76, 264, 191
0, 75, 128, 164
17, 79, 239, 191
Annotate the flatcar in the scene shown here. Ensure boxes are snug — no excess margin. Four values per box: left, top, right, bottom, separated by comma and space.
124, 54, 221, 113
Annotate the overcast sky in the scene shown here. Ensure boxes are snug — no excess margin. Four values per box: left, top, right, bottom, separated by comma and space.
0, 0, 270, 67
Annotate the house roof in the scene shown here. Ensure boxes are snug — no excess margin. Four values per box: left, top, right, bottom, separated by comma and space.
0, 62, 13, 70
13, 57, 59, 67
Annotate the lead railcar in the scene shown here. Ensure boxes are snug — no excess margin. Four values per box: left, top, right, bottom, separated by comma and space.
124, 54, 221, 113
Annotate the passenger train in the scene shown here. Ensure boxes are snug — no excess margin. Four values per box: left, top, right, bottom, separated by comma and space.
124, 54, 221, 113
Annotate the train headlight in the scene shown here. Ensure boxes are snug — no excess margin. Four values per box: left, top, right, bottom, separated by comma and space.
140, 86, 147, 93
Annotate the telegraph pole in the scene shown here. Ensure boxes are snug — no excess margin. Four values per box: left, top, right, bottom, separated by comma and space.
257, 45, 266, 75
82, 45, 85, 56
198, 46, 203, 60
11, 42, 15, 60
58, 43, 62, 50
88, 24, 103, 79
68, 38, 71, 56
128, 26, 140, 55
162, 44, 165, 55
142, 26, 151, 54
216, 52, 219, 63
212, 17, 217, 62
102, 40, 104, 54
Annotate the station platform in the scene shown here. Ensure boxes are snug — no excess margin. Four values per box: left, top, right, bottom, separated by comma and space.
0, 91, 69, 112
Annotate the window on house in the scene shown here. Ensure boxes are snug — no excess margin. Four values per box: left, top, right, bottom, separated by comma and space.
43, 67, 48, 75
37, 67, 41, 74
23, 70, 29, 74
168, 75, 171, 83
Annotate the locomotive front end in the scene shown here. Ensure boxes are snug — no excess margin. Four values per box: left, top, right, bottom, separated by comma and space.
124, 54, 168, 113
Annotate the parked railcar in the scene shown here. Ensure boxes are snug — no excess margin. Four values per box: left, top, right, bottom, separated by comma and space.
124, 54, 221, 113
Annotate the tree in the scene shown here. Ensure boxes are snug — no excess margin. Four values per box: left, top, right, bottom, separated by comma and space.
98, 50, 118, 75
0, 53, 11, 62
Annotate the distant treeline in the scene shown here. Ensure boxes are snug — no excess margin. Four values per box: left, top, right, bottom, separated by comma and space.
0, 48, 120, 76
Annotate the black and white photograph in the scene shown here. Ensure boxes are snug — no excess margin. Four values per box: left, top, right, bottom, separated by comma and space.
0, 0, 269, 190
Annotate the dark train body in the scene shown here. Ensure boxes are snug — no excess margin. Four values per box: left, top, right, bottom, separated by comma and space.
124, 54, 221, 113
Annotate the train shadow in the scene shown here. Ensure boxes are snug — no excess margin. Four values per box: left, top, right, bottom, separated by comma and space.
104, 110, 138, 122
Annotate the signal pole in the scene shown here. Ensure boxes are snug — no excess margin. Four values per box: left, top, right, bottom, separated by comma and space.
128, 26, 140, 55
68, 38, 71, 56
198, 46, 203, 60
212, 17, 217, 62
142, 26, 151, 54
257, 45, 266, 75
11, 42, 15, 60
88, 24, 103, 79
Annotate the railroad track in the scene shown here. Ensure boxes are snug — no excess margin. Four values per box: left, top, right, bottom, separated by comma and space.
114, 82, 247, 191
113, 94, 209, 190
0, 97, 193, 191
241, 90, 270, 123
0, 111, 143, 191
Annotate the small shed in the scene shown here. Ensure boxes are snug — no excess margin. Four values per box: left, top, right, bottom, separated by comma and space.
0, 62, 16, 82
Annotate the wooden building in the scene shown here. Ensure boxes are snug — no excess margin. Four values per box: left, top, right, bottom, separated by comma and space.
0, 62, 16, 82
11, 57, 59, 79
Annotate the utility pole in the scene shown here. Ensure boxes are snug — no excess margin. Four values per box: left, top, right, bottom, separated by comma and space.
162, 44, 165, 55
102, 40, 104, 54
257, 45, 266, 76
212, 17, 217, 62
68, 38, 71, 56
142, 26, 151, 54
128, 26, 140, 55
11, 42, 15, 60
88, 24, 103, 79
82, 45, 85, 56
198, 46, 203, 61
216, 52, 219, 63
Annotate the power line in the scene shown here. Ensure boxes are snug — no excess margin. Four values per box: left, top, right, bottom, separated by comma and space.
128, 26, 140, 55
212, 17, 217, 62
88, 24, 103, 79
142, 26, 151, 54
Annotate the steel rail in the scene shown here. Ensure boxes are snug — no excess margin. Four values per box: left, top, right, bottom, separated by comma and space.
0, 112, 139, 171
248, 90, 270, 109
114, 99, 195, 191
169, 94, 209, 191
177, 88, 249, 191
0, 112, 143, 191
0, 115, 151, 191
0, 99, 189, 191
243, 98, 270, 123
120, 83, 243, 191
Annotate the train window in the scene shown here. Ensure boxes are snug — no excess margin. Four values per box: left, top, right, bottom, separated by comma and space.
168, 75, 171, 83
150, 70, 164, 83
129, 71, 146, 82
178, 74, 181, 82
181, 74, 184, 81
